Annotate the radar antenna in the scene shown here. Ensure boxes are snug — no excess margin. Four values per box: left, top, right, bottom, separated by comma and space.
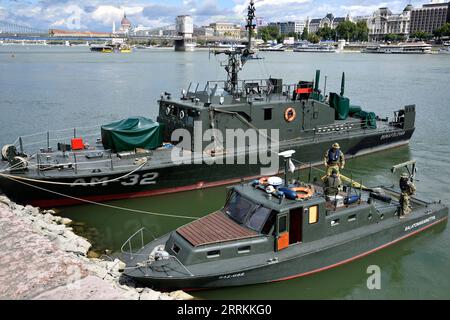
215, 0, 259, 95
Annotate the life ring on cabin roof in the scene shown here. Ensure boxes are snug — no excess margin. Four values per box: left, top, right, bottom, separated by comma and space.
284, 107, 297, 122
292, 186, 314, 200
259, 177, 269, 185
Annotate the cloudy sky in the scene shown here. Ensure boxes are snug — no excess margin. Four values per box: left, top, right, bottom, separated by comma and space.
0, 0, 433, 31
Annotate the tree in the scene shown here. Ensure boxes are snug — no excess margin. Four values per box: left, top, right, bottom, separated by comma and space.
336, 20, 356, 41
258, 25, 280, 42
307, 33, 320, 43
434, 23, 450, 39
354, 21, 369, 42
301, 27, 309, 40
317, 26, 335, 41
410, 31, 431, 41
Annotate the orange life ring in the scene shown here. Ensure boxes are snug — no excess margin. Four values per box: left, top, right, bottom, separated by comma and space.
284, 107, 297, 122
259, 177, 270, 185
292, 186, 314, 200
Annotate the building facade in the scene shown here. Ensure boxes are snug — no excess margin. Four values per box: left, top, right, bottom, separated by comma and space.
368, 5, 412, 41
209, 22, 241, 39
307, 13, 351, 33
410, 2, 450, 35
269, 21, 306, 35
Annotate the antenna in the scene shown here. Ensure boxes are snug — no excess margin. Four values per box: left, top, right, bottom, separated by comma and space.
213, 0, 259, 95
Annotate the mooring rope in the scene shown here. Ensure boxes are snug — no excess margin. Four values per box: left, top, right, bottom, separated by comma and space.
0, 173, 199, 220
0, 158, 149, 186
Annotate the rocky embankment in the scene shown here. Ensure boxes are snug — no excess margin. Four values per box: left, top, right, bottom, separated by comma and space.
0, 196, 193, 300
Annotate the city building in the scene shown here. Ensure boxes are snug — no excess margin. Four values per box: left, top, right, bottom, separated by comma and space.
209, 22, 241, 39
368, 5, 412, 41
269, 21, 306, 35
410, 2, 450, 35
194, 26, 214, 37
307, 13, 351, 33
119, 13, 132, 34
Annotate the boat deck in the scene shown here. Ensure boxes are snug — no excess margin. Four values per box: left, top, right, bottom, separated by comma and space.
177, 211, 258, 247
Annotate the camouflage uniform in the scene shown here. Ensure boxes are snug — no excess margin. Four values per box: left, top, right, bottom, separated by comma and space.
323, 170, 342, 196
399, 174, 416, 217
324, 143, 345, 176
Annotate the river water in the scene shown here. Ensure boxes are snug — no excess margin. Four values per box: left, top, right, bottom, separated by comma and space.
1, 46, 450, 299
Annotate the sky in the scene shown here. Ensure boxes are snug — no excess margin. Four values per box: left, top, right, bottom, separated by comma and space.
0, 0, 435, 31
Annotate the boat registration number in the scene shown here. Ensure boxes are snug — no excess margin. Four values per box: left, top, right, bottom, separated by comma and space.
71, 172, 159, 187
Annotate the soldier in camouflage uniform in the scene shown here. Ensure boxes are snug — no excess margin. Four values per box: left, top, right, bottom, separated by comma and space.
399, 173, 416, 218
324, 143, 345, 176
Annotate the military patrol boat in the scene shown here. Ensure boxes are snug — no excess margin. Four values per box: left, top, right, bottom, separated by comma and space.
0, 1, 416, 208
122, 153, 448, 290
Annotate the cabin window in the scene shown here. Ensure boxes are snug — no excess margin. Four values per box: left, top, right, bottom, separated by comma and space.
331, 219, 340, 227
224, 192, 254, 224
207, 250, 221, 259
246, 206, 272, 232
348, 214, 357, 222
172, 243, 181, 255
238, 246, 251, 254
278, 215, 288, 233
264, 108, 273, 121
308, 206, 319, 224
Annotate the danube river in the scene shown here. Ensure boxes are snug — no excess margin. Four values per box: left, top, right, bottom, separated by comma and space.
1, 46, 450, 299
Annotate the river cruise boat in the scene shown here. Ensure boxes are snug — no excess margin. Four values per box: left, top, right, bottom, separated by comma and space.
362, 43, 432, 54
122, 156, 448, 290
294, 43, 337, 53
0, 1, 416, 208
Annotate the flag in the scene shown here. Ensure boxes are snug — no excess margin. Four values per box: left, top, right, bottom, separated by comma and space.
288, 159, 296, 173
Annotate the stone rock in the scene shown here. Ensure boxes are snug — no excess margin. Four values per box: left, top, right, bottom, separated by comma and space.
169, 290, 194, 300
87, 251, 101, 259
139, 288, 162, 300
60, 218, 72, 226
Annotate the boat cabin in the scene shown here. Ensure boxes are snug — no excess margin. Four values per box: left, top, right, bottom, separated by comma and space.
162, 178, 390, 266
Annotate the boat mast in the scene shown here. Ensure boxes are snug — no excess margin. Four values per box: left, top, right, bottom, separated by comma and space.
218, 0, 257, 95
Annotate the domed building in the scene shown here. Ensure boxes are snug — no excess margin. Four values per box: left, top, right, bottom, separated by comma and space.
118, 13, 132, 34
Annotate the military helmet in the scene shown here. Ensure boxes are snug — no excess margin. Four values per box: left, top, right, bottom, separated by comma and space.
332, 143, 341, 149
401, 173, 409, 179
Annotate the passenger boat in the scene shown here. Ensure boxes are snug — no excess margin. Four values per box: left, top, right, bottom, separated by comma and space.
0, 1, 416, 208
122, 155, 448, 290
294, 43, 337, 53
362, 42, 432, 54
439, 46, 450, 54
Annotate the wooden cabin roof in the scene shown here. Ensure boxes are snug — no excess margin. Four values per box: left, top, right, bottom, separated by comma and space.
177, 211, 258, 247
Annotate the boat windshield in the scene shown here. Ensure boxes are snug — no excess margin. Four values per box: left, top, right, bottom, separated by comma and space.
224, 192, 254, 224
224, 192, 273, 233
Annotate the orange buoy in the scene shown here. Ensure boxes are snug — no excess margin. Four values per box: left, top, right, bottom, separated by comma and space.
292, 186, 314, 200
284, 107, 297, 122
259, 177, 270, 185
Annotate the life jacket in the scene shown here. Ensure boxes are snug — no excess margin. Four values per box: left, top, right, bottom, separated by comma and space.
327, 149, 341, 164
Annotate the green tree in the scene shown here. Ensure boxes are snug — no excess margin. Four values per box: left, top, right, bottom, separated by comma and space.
307, 33, 320, 44
317, 26, 335, 41
354, 21, 369, 42
336, 20, 356, 41
434, 23, 450, 38
301, 27, 309, 40
410, 31, 431, 41
258, 25, 280, 42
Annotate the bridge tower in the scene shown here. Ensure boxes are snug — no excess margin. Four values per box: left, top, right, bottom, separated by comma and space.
174, 15, 196, 51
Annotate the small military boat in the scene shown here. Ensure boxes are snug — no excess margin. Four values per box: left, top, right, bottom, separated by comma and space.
0, 1, 416, 208
122, 154, 448, 290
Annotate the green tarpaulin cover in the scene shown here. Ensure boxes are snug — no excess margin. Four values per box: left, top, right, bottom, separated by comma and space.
101, 117, 164, 152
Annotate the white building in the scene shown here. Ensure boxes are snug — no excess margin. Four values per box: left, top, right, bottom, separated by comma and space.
368, 5, 412, 41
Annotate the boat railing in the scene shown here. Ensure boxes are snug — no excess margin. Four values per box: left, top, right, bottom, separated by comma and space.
121, 228, 194, 277
188, 79, 297, 101
12, 125, 101, 155
121, 227, 157, 260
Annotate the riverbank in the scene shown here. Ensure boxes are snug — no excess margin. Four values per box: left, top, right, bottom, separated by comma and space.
0, 196, 192, 300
